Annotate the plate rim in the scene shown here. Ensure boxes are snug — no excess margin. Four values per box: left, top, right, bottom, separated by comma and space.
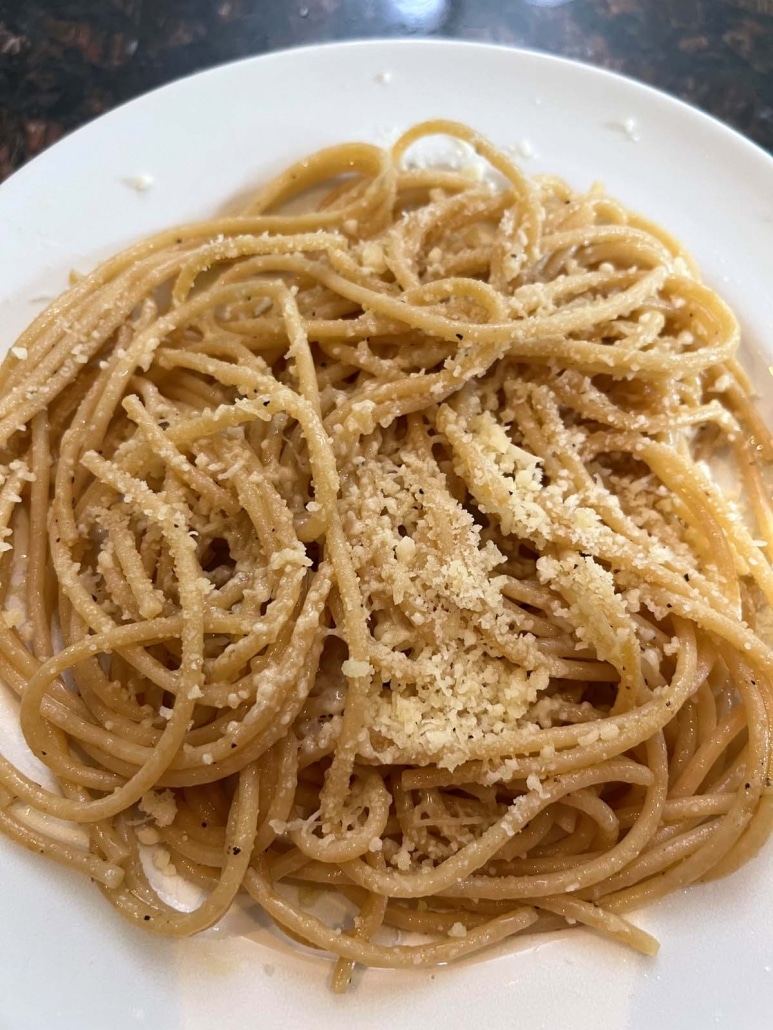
1, 34, 773, 1030
2, 37, 772, 200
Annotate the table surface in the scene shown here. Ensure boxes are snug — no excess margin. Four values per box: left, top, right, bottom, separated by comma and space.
0, 0, 771, 183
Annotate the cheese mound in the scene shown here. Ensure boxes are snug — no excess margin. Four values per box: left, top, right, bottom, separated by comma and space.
342, 440, 550, 769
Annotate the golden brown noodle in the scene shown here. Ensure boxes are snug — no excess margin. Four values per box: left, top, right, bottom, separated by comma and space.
1, 120, 772, 987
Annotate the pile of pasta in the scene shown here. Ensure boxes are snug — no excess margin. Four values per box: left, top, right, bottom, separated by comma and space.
0, 120, 771, 989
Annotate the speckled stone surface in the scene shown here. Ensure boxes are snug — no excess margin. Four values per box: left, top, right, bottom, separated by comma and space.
0, 0, 771, 181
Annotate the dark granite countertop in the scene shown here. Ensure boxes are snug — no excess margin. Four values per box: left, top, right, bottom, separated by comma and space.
0, 0, 771, 182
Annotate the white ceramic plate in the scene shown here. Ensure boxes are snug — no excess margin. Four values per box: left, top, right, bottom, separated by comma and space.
1, 39, 773, 1030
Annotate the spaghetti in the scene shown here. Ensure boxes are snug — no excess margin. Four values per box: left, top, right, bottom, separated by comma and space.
0, 120, 772, 989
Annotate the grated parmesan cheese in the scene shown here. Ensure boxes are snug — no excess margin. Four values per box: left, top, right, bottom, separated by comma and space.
342, 659, 374, 678
268, 547, 312, 571
125, 174, 155, 191
599, 722, 620, 742
138, 789, 177, 828
526, 773, 549, 799
136, 825, 160, 846
342, 438, 552, 768
152, 847, 172, 869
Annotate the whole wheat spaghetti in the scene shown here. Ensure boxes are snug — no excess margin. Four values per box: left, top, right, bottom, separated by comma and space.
1, 120, 771, 990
